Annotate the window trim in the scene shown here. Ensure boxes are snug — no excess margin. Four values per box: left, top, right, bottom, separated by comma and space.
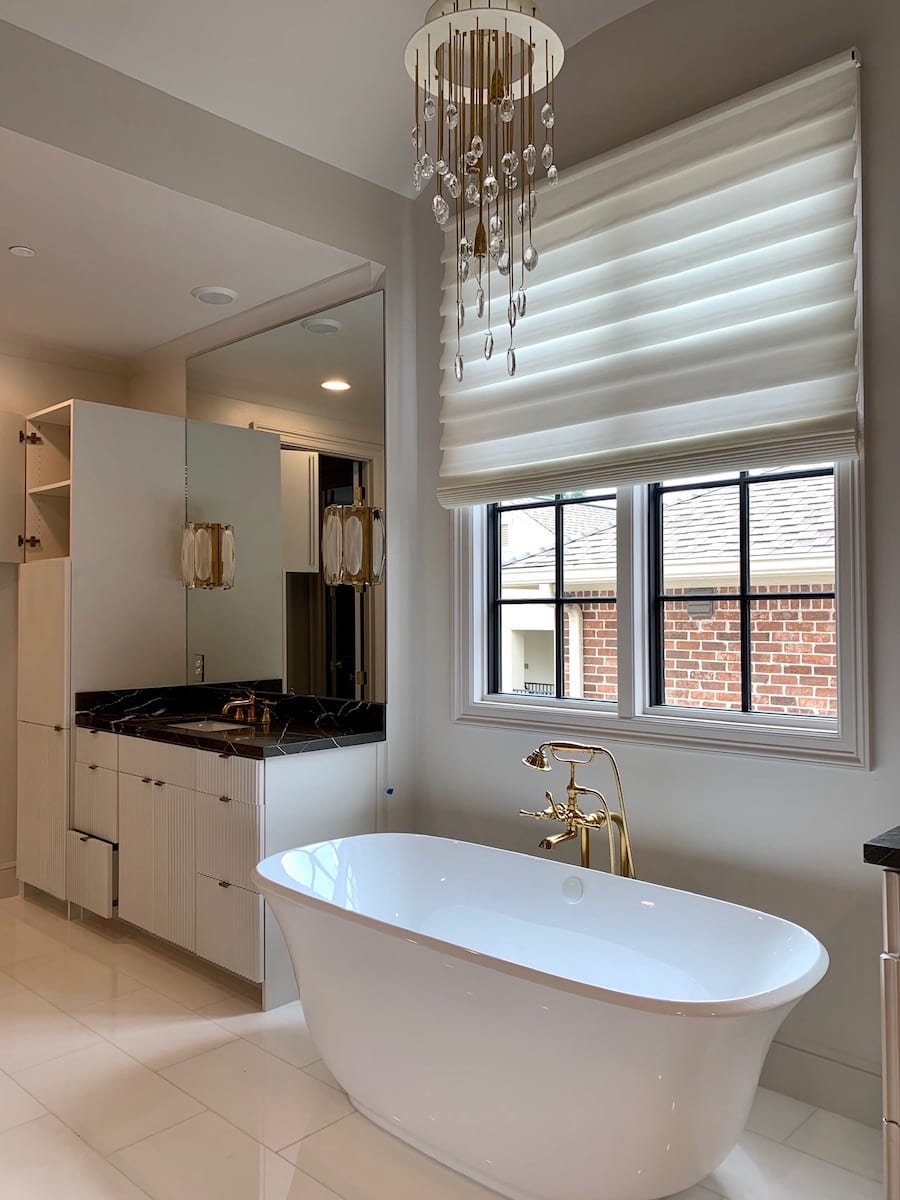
450, 460, 868, 767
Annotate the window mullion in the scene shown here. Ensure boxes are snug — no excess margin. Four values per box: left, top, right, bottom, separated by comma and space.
616, 485, 640, 719
738, 474, 752, 713
554, 497, 564, 698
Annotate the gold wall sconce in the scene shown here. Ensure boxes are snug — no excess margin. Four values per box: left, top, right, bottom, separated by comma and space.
321, 504, 385, 589
181, 522, 235, 589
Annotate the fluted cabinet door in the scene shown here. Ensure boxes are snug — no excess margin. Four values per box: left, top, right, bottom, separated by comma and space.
118, 774, 155, 934
16, 722, 68, 900
153, 784, 195, 952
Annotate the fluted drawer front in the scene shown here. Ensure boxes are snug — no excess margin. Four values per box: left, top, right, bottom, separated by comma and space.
195, 874, 263, 982
75, 728, 118, 770
72, 762, 118, 842
195, 792, 262, 892
118, 737, 195, 789
194, 752, 263, 806
66, 831, 117, 919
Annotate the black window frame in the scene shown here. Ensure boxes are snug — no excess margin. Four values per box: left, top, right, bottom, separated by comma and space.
647, 465, 837, 714
488, 491, 618, 700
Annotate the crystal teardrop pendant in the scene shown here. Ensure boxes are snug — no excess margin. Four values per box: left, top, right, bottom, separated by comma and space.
446, 172, 461, 199
489, 213, 503, 236
523, 143, 537, 175
471, 134, 484, 158
476, 288, 485, 318
458, 256, 470, 282
501, 150, 519, 176
484, 331, 494, 360
498, 249, 511, 277
541, 102, 555, 128
432, 194, 450, 225
523, 244, 539, 271
436, 158, 448, 177
541, 143, 554, 169
423, 93, 437, 122
420, 153, 434, 180
465, 181, 480, 206
517, 288, 527, 317
506, 174, 518, 191
465, 149, 479, 168
457, 299, 465, 328
459, 236, 473, 259
507, 301, 517, 328
482, 172, 499, 202
488, 234, 504, 261
547, 164, 559, 186
454, 352, 464, 382
507, 347, 517, 376
413, 162, 423, 193
446, 102, 459, 129
499, 95, 515, 122
411, 125, 421, 149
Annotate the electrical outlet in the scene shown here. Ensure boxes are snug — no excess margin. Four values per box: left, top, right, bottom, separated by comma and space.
192, 653, 205, 682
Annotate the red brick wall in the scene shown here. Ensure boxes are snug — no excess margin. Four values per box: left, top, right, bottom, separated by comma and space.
563, 583, 837, 716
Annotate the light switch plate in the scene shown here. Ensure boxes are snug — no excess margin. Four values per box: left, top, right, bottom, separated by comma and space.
192, 652, 205, 682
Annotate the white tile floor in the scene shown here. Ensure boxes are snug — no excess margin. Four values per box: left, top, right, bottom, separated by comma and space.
0, 894, 884, 1200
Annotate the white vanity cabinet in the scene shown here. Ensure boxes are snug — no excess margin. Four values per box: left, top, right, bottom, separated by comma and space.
118, 743, 196, 952
112, 732, 379, 1000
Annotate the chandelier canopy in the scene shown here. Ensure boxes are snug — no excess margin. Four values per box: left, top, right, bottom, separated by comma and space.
405, 1, 564, 380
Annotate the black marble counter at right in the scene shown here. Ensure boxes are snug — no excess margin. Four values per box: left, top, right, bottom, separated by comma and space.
863, 825, 900, 869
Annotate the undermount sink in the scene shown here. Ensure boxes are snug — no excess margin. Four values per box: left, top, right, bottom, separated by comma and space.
167, 719, 247, 733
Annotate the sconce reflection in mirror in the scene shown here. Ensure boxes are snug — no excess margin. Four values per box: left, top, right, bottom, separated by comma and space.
321, 505, 385, 590
181, 522, 235, 590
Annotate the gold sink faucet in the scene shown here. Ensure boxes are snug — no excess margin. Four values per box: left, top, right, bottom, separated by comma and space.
519, 741, 636, 878
221, 692, 257, 723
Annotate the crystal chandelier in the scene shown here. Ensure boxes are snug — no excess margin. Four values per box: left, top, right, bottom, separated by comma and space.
405, 1, 564, 379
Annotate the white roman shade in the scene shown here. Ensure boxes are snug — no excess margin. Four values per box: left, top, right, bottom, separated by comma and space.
437, 51, 862, 508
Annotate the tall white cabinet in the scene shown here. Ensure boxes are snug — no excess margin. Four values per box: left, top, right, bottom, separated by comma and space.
16, 399, 186, 902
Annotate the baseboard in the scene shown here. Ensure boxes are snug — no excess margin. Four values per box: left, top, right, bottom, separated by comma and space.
0, 863, 18, 900
762, 1038, 881, 1127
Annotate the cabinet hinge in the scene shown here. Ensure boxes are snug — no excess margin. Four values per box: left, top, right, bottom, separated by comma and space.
19, 430, 42, 445
355, 670, 367, 686
18, 535, 41, 549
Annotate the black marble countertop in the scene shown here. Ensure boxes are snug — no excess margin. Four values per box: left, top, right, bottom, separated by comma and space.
75, 684, 385, 761
863, 826, 900, 869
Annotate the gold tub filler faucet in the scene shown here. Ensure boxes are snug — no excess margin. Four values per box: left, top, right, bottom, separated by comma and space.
520, 742, 636, 878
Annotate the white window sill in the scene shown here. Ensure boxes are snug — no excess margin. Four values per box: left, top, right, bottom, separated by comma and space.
454, 692, 865, 767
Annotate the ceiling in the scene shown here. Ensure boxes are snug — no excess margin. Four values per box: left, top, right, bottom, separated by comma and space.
0, 126, 365, 360
187, 292, 384, 430
0, 0, 657, 196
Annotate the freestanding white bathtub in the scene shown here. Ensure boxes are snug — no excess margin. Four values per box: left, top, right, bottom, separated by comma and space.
254, 833, 827, 1200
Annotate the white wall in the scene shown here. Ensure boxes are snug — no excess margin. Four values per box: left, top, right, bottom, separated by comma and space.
412, 0, 900, 1124
0, 350, 129, 896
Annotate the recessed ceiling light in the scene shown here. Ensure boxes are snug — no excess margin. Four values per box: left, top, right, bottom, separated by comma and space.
8, 245, 35, 257
321, 379, 351, 392
191, 285, 237, 305
301, 316, 343, 335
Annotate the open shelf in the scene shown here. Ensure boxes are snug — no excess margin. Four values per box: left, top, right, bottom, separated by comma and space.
28, 479, 71, 499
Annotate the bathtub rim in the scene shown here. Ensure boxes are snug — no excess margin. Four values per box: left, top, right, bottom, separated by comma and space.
253, 832, 828, 1019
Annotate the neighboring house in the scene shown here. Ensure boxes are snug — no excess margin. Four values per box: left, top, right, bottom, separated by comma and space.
498, 477, 836, 715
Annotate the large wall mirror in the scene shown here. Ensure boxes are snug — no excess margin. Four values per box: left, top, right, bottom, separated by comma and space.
185, 291, 385, 702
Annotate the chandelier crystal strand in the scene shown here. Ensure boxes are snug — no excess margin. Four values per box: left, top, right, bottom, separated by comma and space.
407, 2, 564, 380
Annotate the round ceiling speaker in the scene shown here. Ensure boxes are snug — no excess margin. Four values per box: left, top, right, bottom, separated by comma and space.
300, 316, 342, 335
191, 286, 237, 305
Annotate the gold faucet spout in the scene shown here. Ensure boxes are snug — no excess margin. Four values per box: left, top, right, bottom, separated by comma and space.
539, 829, 577, 850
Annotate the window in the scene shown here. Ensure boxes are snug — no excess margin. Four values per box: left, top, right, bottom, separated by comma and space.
648, 466, 836, 716
445, 53, 865, 763
459, 459, 865, 764
490, 491, 617, 702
